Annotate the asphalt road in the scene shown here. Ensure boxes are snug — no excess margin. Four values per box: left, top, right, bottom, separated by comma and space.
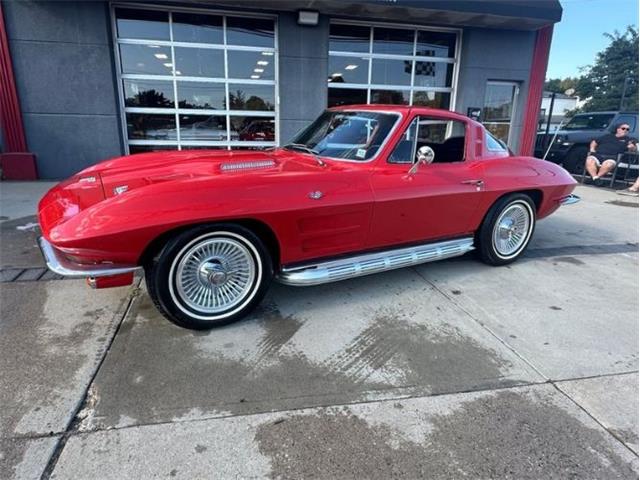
0, 182, 638, 479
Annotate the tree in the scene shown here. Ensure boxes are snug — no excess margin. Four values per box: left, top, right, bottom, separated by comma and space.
574, 26, 638, 112
544, 77, 579, 95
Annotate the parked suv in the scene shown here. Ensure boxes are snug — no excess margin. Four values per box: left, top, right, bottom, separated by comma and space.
534, 111, 639, 173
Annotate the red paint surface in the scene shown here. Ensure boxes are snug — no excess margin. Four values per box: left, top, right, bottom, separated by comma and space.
38, 106, 577, 272
519, 25, 554, 156
0, 3, 37, 179
0, 152, 37, 179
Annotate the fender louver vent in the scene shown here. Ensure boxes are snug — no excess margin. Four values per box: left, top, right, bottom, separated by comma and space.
220, 160, 275, 172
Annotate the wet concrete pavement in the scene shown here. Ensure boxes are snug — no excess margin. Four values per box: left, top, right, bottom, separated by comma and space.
0, 183, 638, 479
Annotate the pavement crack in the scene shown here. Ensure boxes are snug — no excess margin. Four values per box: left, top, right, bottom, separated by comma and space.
552, 382, 639, 458
39, 282, 141, 480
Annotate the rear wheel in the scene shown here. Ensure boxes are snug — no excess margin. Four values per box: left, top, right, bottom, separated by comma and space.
477, 194, 536, 266
145, 224, 272, 330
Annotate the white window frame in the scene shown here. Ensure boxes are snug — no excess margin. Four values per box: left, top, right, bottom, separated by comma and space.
482, 80, 520, 148
328, 20, 462, 109
110, 3, 279, 154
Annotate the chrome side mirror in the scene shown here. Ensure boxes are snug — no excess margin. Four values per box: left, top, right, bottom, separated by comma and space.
408, 146, 435, 175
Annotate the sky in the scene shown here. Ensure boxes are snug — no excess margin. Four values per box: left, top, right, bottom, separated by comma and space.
546, 0, 638, 80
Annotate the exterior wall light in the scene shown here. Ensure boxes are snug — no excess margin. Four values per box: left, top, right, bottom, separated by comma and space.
297, 10, 319, 26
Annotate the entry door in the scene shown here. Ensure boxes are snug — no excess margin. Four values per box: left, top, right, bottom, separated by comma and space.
482, 81, 520, 149
368, 116, 485, 249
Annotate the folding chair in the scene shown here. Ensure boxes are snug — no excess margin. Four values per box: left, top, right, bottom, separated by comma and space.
609, 151, 639, 188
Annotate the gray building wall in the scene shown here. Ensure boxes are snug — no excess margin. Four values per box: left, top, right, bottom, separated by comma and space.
455, 27, 537, 152
4, 1, 538, 178
3, 0, 123, 179
277, 13, 329, 144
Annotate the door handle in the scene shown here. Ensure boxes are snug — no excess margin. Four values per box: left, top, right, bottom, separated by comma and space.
461, 179, 484, 187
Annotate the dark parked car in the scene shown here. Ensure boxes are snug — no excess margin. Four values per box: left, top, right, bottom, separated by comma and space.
534, 111, 639, 173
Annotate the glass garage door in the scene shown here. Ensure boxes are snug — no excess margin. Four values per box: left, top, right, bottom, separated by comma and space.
112, 6, 277, 154
328, 22, 459, 109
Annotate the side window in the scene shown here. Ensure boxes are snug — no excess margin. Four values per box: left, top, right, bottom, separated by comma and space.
389, 117, 467, 164
389, 118, 418, 164
485, 131, 508, 152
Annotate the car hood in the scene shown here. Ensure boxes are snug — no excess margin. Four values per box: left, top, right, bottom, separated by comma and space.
80, 149, 316, 199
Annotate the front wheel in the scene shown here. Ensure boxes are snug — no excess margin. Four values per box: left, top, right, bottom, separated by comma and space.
476, 194, 536, 266
145, 224, 273, 330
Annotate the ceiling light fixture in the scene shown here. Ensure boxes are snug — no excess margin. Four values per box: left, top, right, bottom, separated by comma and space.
251, 74, 260, 79
257, 60, 269, 66
261, 51, 274, 56
345, 64, 358, 70
175, 70, 182, 75
154, 53, 168, 60
163, 63, 173, 68
254, 68, 264, 73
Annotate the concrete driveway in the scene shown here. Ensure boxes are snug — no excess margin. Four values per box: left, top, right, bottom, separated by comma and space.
1, 182, 638, 479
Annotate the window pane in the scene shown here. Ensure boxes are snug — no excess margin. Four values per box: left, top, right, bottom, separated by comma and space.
329, 24, 370, 53
389, 118, 417, 164
328, 88, 367, 107
228, 85, 275, 111
119, 44, 172, 75
129, 145, 178, 154
371, 89, 409, 105
116, 9, 169, 40
412, 91, 451, 109
328, 56, 368, 84
177, 82, 226, 110
174, 47, 224, 78
126, 114, 176, 140
178, 114, 228, 141
226, 17, 274, 47
484, 123, 510, 145
416, 31, 456, 58
124, 80, 174, 108
483, 84, 516, 121
181, 145, 228, 150
228, 50, 274, 80
230, 116, 276, 142
371, 59, 412, 86
172, 12, 223, 44
413, 62, 454, 88
373, 27, 414, 56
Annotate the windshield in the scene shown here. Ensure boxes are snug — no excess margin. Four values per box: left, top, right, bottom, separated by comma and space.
563, 113, 615, 131
288, 111, 399, 161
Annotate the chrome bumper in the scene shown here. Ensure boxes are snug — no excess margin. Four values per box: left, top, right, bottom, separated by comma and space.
38, 237, 140, 278
559, 194, 580, 205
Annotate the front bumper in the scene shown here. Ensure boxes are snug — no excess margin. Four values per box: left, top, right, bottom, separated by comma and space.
38, 236, 140, 278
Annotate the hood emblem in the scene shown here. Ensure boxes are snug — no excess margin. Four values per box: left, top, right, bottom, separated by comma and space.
308, 191, 323, 200
113, 185, 129, 195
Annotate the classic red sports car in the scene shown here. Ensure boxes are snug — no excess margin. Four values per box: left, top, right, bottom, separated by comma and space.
38, 105, 579, 330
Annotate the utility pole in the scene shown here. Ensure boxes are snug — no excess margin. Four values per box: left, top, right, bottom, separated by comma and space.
544, 92, 556, 152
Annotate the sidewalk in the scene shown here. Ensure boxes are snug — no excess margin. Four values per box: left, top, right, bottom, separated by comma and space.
0, 183, 638, 479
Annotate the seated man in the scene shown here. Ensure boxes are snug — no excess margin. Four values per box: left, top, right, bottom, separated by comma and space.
585, 123, 637, 184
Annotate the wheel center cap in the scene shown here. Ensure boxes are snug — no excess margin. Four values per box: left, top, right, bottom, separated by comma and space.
199, 262, 227, 286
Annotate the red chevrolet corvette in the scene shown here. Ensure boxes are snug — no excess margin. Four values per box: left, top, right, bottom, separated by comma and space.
38, 105, 579, 329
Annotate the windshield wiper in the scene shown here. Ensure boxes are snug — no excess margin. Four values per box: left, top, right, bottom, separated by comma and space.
282, 143, 326, 167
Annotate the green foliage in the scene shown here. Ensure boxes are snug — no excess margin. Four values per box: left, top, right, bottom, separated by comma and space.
574, 26, 638, 112
544, 77, 579, 95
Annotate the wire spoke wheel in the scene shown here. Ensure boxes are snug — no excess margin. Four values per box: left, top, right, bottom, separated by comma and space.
492, 203, 532, 257
173, 236, 256, 314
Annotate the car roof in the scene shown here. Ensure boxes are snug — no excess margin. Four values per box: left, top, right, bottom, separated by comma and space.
329, 104, 474, 123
